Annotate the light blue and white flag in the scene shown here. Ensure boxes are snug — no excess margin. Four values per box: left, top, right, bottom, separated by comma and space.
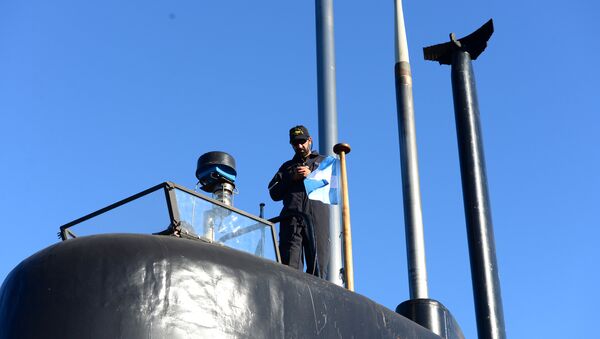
303, 156, 339, 205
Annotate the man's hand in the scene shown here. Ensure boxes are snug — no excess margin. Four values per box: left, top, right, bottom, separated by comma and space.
293, 165, 311, 181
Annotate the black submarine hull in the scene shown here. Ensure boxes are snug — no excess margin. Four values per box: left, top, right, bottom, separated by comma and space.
0, 234, 440, 338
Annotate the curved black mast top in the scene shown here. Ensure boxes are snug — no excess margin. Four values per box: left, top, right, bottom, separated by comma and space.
424, 19, 506, 339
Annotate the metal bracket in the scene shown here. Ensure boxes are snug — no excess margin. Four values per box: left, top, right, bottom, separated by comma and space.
423, 19, 494, 65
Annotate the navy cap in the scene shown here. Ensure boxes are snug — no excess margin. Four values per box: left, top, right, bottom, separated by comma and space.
289, 125, 310, 144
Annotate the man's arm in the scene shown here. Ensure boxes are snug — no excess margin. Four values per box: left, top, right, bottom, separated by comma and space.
269, 161, 312, 201
268, 165, 292, 201
268, 171, 284, 201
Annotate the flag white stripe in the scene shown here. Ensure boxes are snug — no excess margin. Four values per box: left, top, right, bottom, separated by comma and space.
304, 156, 339, 205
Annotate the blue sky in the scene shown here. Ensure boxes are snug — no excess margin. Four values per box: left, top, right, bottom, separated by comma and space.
1, 1, 598, 338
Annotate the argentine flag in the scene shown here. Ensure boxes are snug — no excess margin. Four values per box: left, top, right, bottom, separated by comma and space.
303, 156, 339, 205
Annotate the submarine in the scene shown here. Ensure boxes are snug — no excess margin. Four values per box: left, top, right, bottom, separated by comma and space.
1, 1, 504, 338
0, 151, 460, 338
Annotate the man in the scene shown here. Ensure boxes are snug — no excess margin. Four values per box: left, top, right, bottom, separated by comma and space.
268, 125, 330, 278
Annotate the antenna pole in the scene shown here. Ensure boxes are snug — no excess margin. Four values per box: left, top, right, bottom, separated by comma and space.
315, 0, 343, 286
394, 0, 429, 299
424, 19, 506, 339
334, 143, 354, 291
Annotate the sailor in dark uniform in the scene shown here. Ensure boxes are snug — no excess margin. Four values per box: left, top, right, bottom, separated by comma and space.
268, 125, 330, 278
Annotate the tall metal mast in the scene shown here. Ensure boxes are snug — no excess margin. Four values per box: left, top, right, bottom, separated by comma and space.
315, 0, 343, 286
393, 5, 465, 338
424, 19, 506, 339
393, 0, 429, 300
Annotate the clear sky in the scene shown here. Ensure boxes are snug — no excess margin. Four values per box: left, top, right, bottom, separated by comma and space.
1, 1, 598, 338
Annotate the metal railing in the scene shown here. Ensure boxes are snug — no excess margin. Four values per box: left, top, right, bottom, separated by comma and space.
59, 181, 281, 263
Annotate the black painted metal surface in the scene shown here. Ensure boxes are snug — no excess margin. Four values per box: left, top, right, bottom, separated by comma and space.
423, 19, 506, 339
451, 49, 506, 339
423, 19, 494, 66
196, 151, 237, 180
0, 234, 441, 338
397, 299, 464, 339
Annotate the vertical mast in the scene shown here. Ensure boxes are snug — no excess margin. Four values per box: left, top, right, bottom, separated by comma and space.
334, 143, 354, 291
394, 0, 429, 299
424, 19, 506, 339
315, 0, 343, 286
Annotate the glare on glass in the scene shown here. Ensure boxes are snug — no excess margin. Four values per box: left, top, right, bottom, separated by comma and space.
174, 189, 277, 262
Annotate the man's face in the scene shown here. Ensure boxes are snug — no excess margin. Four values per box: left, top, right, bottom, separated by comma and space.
291, 137, 312, 158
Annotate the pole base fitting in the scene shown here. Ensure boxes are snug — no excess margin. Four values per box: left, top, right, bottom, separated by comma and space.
396, 298, 464, 339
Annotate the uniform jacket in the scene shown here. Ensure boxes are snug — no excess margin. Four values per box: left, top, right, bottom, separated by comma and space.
268, 151, 330, 225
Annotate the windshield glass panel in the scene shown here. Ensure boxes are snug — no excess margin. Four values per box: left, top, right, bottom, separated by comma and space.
174, 188, 277, 261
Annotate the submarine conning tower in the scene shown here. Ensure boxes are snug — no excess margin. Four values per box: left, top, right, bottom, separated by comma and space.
0, 234, 442, 338
0, 151, 447, 338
